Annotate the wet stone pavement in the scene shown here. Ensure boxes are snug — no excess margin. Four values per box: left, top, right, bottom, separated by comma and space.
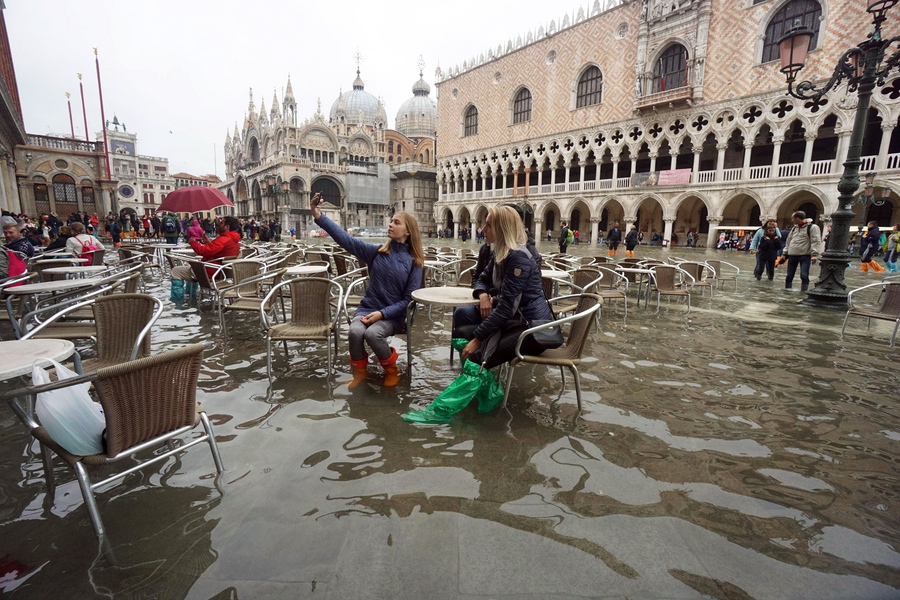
0, 242, 898, 599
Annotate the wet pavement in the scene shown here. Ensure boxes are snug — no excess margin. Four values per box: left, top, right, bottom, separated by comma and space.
1, 242, 898, 599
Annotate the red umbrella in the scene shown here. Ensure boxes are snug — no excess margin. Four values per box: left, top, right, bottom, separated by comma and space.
157, 186, 235, 214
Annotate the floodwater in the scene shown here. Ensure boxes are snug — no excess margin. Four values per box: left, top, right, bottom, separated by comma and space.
1, 242, 898, 599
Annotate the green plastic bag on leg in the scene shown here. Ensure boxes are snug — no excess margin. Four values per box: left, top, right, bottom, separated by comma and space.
451, 338, 468, 368
402, 360, 482, 424
475, 368, 504, 413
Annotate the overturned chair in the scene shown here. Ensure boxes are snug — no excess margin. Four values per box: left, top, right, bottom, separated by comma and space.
3, 343, 224, 538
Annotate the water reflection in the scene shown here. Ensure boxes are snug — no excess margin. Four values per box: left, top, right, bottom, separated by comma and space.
0, 244, 898, 598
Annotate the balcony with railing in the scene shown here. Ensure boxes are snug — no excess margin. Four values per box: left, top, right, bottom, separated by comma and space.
440, 152, 899, 203
636, 69, 693, 111
25, 134, 103, 153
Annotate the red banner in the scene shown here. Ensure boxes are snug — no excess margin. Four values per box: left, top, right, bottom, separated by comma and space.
657, 169, 693, 185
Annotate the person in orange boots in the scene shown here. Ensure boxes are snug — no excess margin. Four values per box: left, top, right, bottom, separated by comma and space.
859, 221, 886, 274
624, 224, 639, 257
311, 193, 423, 388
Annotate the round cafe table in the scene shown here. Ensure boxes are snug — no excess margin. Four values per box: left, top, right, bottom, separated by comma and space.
405, 286, 479, 372
0, 338, 76, 381
41, 266, 109, 279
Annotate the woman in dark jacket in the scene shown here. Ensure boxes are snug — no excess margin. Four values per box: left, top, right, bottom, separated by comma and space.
624, 225, 639, 257
404, 205, 552, 424
44, 225, 72, 251
756, 226, 782, 281
311, 193, 424, 388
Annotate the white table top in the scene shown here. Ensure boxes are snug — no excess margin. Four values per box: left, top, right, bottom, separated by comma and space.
42, 266, 109, 275
615, 266, 655, 274
35, 257, 89, 265
411, 286, 479, 306
5, 279, 97, 294
424, 260, 447, 267
541, 269, 571, 279
0, 339, 76, 380
285, 264, 329, 275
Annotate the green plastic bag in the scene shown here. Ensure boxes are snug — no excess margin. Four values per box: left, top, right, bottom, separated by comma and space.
451, 337, 468, 367
402, 360, 504, 424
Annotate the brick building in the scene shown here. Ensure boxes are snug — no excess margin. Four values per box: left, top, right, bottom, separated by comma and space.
434, 0, 899, 247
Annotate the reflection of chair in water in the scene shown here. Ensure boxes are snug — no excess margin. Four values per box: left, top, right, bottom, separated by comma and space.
706, 260, 740, 291
841, 281, 900, 347
261, 277, 343, 378
5, 343, 224, 537
502, 293, 602, 412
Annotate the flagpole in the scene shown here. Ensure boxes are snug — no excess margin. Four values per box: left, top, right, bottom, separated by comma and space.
66, 92, 75, 142
78, 73, 89, 142
94, 48, 112, 181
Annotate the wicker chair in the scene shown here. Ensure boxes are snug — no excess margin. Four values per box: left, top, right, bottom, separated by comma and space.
80, 293, 162, 371
219, 269, 286, 336
650, 265, 695, 312
593, 265, 629, 317
706, 260, 740, 291
260, 277, 343, 378
552, 268, 602, 316
2, 343, 224, 537
502, 294, 602, 412
678, 261, 715, 298
841, 281, 900, 346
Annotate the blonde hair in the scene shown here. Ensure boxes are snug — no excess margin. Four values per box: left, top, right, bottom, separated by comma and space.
489, 205, 526, 264
379, 212, 424, 267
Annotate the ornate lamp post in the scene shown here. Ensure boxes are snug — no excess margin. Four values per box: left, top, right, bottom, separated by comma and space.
265, 174, 291, 237
778, 0, 900, 305
852, 172, 893, 242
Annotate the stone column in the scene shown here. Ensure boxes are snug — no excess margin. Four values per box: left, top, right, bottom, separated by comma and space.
579, 163, 586, 186
513, 170, 519, 196
453, 220, 459, 240
534, 217, 543, 245
590, 217, 600, 245
550, 165, 557, 187
835, 129, 852, 171
692, 146, 702, 180
537, 168, 543, 189
876, 123, 896, 171
611, 157, 620, 185
564, 161, 571, 186
802, 132, 816, 176
716, 142, 727, 181
705, 217, 721, 249
470, 220, 475, 239
742, 141, 754, 180
649, 152, 658, 174
771, 135, 784, 178
663, 218, 674, 247
523, 167, 531, 195
670, 153, 678, 171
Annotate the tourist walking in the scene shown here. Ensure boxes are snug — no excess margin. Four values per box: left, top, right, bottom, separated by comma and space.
558, 221, 571, 254
783, 211, 823, 291
750, 219, 780, 280
624, 225, 639, 257
860, 221, 886, 274
606, 221, 622, 257
311, 192, 423, 389
756, 225, 783, 281
162, 212, 181, 244
884, 224, 899, 273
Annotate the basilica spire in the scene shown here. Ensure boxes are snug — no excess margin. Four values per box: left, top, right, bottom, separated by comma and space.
284, 75, 295, 102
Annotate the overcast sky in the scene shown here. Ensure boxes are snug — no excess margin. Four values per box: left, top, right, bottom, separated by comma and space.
7, 0, 605, 177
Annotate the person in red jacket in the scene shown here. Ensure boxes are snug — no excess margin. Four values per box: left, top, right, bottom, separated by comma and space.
170, 216, 241, 284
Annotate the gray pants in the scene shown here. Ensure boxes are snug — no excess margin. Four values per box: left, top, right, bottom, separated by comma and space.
349, 315, 395, 361
170, 265, 195, 281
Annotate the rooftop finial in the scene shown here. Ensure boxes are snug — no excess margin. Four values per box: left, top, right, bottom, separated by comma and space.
417, 55, 426, 77
353, 49, 363, 76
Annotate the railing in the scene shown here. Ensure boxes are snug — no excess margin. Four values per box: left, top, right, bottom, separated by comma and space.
886, 152, 900, 170
554, 183, 566, 193
583, 181, 596, 191
693, 170, 716, 183
616, 177, 631, 189
598, 179, 613, 189
860, 155, 876, 171
778, 162, 802, 178
475, 191, 483, 199
722, 168, 742, 182
494, 189, 505, 197
749, 166, 771, 179
568, 182, 581, 191
810, 160, 833, 176
541, 185, 551, 194
529, 186, 538, 195
26, 134, 103, 153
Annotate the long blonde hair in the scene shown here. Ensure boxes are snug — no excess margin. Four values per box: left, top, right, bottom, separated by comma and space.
489, 205, 526, 264
379, 212, 424, 267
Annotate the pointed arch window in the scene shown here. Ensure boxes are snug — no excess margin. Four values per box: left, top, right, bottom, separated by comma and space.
513, 88, 533, 123
762, 0, 822, 63
576, 66, 603, 108
654, 44, 689, 93
464, 105, 479, 137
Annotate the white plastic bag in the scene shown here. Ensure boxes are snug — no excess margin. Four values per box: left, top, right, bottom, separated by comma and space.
33, 359, 105, 456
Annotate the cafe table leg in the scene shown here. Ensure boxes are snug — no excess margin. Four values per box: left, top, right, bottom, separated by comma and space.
405, 301, 418, 373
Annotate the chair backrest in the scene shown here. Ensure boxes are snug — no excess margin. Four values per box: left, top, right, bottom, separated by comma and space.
188, 260, 215, 290
679, 261, 707, 283
881, 282, 900, 316
92, 293, 160, 363
559, 294, 602, 360
594, 266, 623, 291
591, 256, 614, 264
289, 277, 337, 326
229, 260, 262, 295
652, 265, 678, 291
541, 276, 554, 299
572, 268, 602, 293
93, 343, 204, 457
707, 260, 725, 278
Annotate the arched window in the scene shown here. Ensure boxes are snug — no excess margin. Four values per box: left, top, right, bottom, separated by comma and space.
464, 105, 478, 137
52, 174, 77, 204
762, 0, 822, 63
513, 88, 532, 123
576, 66, 603, 108
654, 44, 688, 93
397, 143, 403, 155
388, 140, 394, 153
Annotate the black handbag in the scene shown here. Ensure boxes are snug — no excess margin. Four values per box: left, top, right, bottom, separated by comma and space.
527, 318, 564, 350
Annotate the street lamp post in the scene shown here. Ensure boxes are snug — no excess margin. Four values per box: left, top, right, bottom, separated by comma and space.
778, 0, 900, 306
265, 174, 291, 239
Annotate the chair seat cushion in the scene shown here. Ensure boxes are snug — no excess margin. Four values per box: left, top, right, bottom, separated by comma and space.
223, 298, 264, 311
29, 323, 97, 340
269, 322, 334, 340
519, 345, 580, 365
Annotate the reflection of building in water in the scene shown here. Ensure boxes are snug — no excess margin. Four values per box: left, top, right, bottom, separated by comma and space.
220, 66, 438, 234
434, 0, 899, 247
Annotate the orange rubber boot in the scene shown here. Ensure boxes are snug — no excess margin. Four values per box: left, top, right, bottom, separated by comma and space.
379, 348, 401, 387
348, 357, 368, 390
861, 262, 870, 273
871, 261, 886, 273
